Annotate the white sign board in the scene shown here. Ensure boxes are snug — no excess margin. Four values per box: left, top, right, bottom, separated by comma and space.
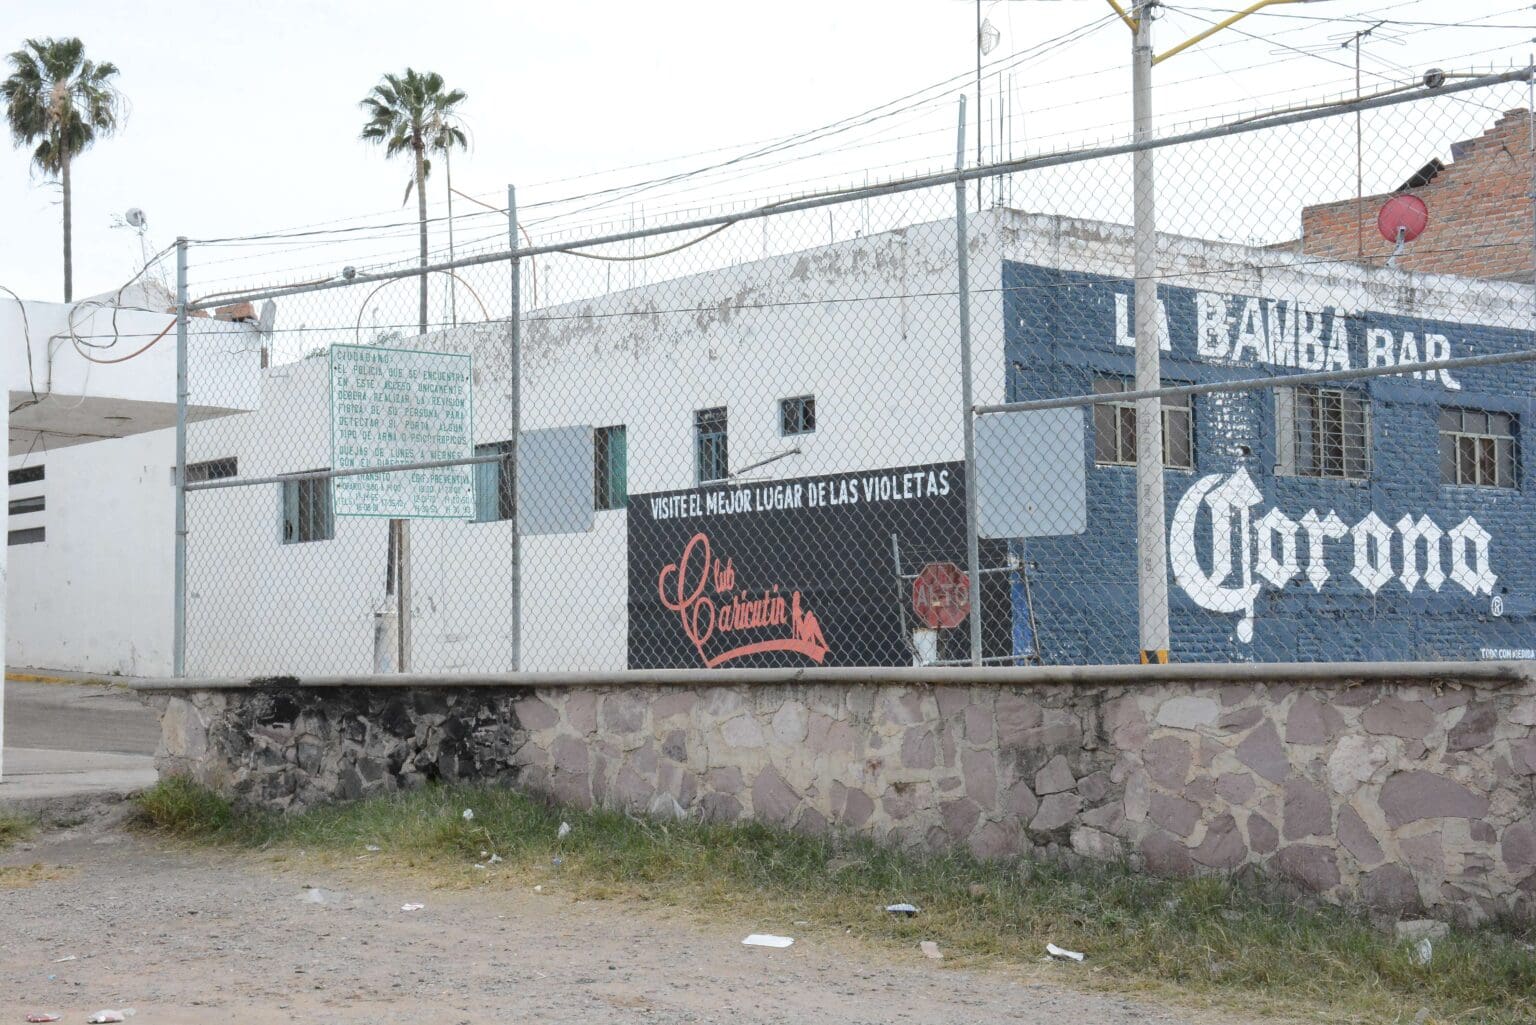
330, 343, 473, 518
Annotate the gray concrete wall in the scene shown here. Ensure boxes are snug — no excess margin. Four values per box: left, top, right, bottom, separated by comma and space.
145, 667, 1536, 923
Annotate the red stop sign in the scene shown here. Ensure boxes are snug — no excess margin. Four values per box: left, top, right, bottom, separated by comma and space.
912, 562, 971, 629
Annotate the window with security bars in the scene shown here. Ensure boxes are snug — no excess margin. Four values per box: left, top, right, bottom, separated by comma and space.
695, 407, 728, 483
473, 441, 516, 522
1276, 386, 1371, 480
186, 457, 238, 483
594, 426, 628, 511
780, 395, 816, 436
1440, 407, 1517, 488
1092, 377, 1193, 469
281, 473, 334, 543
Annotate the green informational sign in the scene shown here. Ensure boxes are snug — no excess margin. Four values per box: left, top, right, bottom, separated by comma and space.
330, 343, 474, 518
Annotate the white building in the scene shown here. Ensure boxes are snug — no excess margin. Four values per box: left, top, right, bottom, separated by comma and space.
9, 208, 1533, 678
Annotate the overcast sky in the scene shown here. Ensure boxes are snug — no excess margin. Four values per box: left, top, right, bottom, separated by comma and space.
3, 1, 1534, 303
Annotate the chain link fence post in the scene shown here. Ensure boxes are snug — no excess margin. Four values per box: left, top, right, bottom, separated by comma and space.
173, 236, 189, 678
508, 184, 523, 671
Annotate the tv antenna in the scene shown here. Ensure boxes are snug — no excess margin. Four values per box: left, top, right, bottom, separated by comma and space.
1333, 22, 1405, 258
110, 207, 162, 289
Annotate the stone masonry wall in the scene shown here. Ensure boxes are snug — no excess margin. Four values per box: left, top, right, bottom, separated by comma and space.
152, 674, 1536, 922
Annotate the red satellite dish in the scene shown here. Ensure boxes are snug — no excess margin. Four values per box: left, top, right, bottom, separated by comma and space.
1378, 194, 1429, 244
912, 562, 971, 630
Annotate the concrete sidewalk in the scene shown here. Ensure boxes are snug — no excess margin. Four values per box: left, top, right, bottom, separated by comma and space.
1, 672, 160, 804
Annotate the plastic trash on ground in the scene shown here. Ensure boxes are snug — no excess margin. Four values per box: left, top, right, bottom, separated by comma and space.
400, 903, 425, 912
742, 934, 794, 948
885, 903, 920, 916
488, 853, 503, 864
557, 821, 572, 840
920, 940, 943, 960
364, 844, 382, 852
86, 1012, 134, 1024
1413, 938, 1433, 966
462, 808, 475, 821
49, 956, 75, 963
1046, 943, 1085, 962
25, 1014, 61, 1023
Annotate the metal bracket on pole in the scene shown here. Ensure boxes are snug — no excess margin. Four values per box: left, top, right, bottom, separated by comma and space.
173, 237, 189, 678
508, 185, 523, 672
954, 97, 984, 668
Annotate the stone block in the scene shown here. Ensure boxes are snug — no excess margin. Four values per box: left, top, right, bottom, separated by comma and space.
1123, 769, 1150, 823
771, 701, 810, 746
941, 797, 981, 839
1070, 825, 1121, 861
1143, 735, 1193, 789
900, 727, 937, 770
1029, 792, 1080, 834
1337, 805, 1384, 866
806, 713, 855, 757
751, 766, 801, 825
1004, 783, 1039, 823
721, 715, 765, 749
600, 692, 647, 735
935, 686, 970, 718
1327, 735, 1392, 795
964, 704, 994, 745
1378, 771, 1489, 827
1282, 779, 1331, 840
1155, 695, 1219, 731
1149, 792, 1200, 837
1215, 772, 1256, 805
565, 692, 599, 734
1362, 698, 1435, 741
843, 786, 875, 829
1034, 754, 1076, 795
1503, 823, 1536, 872
1219, 707, 1264, 732
650, 690, 696, 721
1247, 811, 1279, 855
970, 821, 1023, 860
1285, 694, 1343, 745
706, 766, 745, 795
1140, 831, 1194, 877
1360, 864, 1420, 911
1191, 813, 1247, 869
661, 730, 688, 763
700, 792, 744, 822
1446, 702, 1498, 752
1394, 919, 1449, 943
1234, 721, 1289, 784
1275, 844, 1340, 893
995, 694, 1044, 745
961, 748, 998, 808
512, 696, 559, 731
1077, 770, 1110, 804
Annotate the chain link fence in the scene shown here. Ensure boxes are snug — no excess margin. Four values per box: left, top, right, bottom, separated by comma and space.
177, 68, 1536, 675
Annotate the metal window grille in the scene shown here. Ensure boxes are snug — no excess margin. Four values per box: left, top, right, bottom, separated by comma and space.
1440, 407, 1518, 488
1092, 376, 1193, 469
8, 495, 44, 515
594, 425, 628, 511
1278, 386, 1371, 480
473, 441, 516, 522
7, 526, 44, 546
185, 457, 238, 483
281, 473, 334, 543
780, 395, 816, 436
695, 407, 728, 483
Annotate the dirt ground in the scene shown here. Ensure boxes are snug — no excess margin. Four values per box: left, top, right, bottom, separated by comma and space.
0, 798, 1269, 1025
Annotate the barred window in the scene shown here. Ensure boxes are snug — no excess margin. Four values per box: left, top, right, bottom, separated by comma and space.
780, 395, 816, 436
696, 407, 729, 483
186, 457, 238, 483
1276, 386, 1370, 481
1092, 377, 1193, 469
594, 425, 628, 511
473, 441, 516, 523
1440, 407, 1517, 489
281, 472, 334, 544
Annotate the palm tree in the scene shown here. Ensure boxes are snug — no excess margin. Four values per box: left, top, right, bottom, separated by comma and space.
359, 68, 467, 336
3, 37, 122, 302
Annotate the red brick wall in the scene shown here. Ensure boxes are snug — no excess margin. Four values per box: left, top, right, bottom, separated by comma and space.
1301, 109, 1534, 282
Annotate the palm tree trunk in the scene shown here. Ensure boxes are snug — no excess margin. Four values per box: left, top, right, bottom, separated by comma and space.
61, 148, 73, 302
415, 143, 428, 336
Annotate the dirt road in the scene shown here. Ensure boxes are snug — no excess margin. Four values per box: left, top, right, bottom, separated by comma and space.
1, 803, 1256, 1025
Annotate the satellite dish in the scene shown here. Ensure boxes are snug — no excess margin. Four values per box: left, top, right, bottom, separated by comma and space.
124, 208, 147, 229
1378, 194, 1428, 244
979, 18, 1001, 56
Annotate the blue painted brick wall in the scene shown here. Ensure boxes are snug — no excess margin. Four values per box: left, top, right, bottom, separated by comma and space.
1002, 259, 1536, 664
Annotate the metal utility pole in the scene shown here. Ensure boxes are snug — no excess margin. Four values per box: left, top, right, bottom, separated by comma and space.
173, 237, 189, 677
1106, 0, 1325, 663
954, 96, 984, 666
1130, 1, 1169, 665
507, 185, 523, 671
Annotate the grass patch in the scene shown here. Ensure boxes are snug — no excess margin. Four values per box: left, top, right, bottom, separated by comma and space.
0, 811, 35, 849
133, 779, 1536, 1024
0, 862, 71, 889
